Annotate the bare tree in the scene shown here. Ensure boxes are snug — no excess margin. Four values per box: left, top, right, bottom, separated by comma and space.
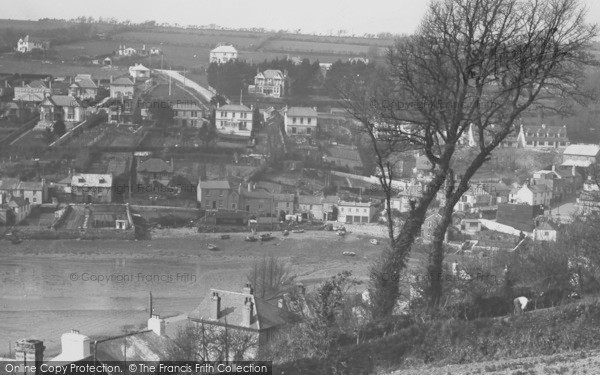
343, 0, 597, 316
247, 255, 295, 299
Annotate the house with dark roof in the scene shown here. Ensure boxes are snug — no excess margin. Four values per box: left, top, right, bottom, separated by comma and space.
467, 123, 521, 148
517, 123, 569, 149
188, 283, 288, 360
68, 74, 98, 100
197, 179, 239, 210
0, 196, 31, 225
215, 103, 253, 137
110, 76, 135, 99
173, 101, 204, 127
496, 203, 542, 232
136, 158, 174, 186
252, 69, 286, 98
39, 95, 85, 128
324, 144, 363, 171
284, 106, 318, 136
273, 193, 295, 217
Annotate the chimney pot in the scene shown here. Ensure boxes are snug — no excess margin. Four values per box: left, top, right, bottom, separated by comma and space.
148, 315, 165, 336
243, 282, 254, 295
211, 291, 221, 320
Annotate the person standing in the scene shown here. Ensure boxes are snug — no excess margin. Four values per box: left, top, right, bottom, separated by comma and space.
514, 296, 529, 315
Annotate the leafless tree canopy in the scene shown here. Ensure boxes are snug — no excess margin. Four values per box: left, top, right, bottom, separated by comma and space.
342, 0, 597, 316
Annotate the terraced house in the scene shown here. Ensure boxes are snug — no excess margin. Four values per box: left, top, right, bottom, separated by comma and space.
517, 123, 569, 149
172, 101, 203, 127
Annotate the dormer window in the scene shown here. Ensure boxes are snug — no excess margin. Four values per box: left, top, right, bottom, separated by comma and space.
78, 178, 85, 183
99, 178, 106, 184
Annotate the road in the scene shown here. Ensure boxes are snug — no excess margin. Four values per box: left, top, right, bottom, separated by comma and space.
155, 69, 214, 103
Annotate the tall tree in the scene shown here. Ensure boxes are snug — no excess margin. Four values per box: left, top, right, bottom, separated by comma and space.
344, 0, 597, 317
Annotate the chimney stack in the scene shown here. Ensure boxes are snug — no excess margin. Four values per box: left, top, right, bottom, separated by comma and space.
242, 282, 253, 295
15, 339, 45, 375
242, 297, 252, 327
56, 330, 90, 361
148, 314, 166, 336
210, 291, 221, 320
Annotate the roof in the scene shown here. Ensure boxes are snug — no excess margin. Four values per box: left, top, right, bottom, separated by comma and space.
523, 124, 568, 137
71, 173, 113, 188
189, 288, 288, 331
0, 178, 20, 190
130, 64, 150, 71
535, 222, 558, 231
259, 69, 284, 79
172, 102, 202, 110
415, 155, 433, 170
95, 331, 178, 362
241, 189, 272, 199
563, 144, 600, 157
28, 80, 48, 89
43, 95, 81, 107
72, 77, 97, 89
211, 44, 238, 54
273, 193, 294, 202
561, 160, 593, 167
8, 197, 28, 207
199, 180, 231, 190
286, 107, 317, 117
481, 182, 512, 194
137, 158, 174, 173
298, 195, 323, 205
327, 145, 362, 162
220, 104, 251, 112
528, 184, 551, 193
112, 77, 135, 86
17, 181, 44, 191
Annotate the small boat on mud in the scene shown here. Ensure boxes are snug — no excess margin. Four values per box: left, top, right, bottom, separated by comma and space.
260, 233, 275, 242
207, 244, 219, 251
337, 230, 347, 236
342, 251, 356, 256
220, 234, 231, 239
291, 229, 304, 234
282, 230, 289, 236
370, 239, 378, 245
245, 235, 258, 242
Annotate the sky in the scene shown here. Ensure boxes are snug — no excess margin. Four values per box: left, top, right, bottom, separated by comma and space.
2, 0, 600, 36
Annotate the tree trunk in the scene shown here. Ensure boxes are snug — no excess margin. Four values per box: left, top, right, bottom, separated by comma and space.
369, 169, 449, 318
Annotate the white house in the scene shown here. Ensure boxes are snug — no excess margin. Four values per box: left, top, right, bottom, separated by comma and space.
284, 107, 318, 136
337, 200, 378, 224
252, 70, 285, 98
210, 44, 238, 64
215, 103, 253, 137
110, 77, 135, 99
71, 173, 113, 203
17, 35, 50, 53
509, 184, 552, 207
533, 221, 558, 242
562, 144, 600, 167
129, 64, 151, 80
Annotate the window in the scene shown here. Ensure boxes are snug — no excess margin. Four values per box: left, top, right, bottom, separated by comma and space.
300, 118, 304, 124
219, 190, 224, 197
33, 197, 37, 203
232, 203, 237, 210
232, 112, 235, 118
293, 117, 297, 124
218, 200, 223, 208
206, 190, 211, 197
191, 111, 197, 117
259, 204, 263, 210
291, 127, 296, 134
308, 118, 311, 124
221, 112, 225, 117
307, 128, 312, 134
